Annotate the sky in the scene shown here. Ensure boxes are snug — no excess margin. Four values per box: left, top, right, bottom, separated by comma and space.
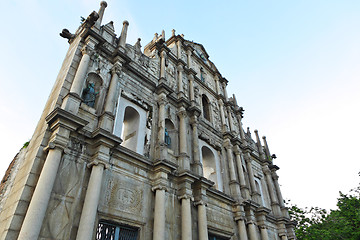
0, 0, 360, 210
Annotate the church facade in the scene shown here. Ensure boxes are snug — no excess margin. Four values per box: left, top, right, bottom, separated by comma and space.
0, 2, 296, 240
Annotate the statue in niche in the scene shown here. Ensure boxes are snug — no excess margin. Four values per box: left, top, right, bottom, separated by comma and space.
200, 68, 205, 82
82, 82, 98, 108
164, 128, 171, 147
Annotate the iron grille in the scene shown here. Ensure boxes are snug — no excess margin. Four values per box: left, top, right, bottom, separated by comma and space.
96, 222, 138, 240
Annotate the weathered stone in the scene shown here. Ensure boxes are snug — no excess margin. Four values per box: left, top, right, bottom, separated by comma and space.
0, 2, 295, 240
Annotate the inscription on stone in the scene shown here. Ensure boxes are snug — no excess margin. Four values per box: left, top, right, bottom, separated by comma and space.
104, 178, 143, 214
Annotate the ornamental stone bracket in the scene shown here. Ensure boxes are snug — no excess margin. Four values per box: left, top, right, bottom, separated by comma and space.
46, 107, 89, 132
91, 127, 122, 148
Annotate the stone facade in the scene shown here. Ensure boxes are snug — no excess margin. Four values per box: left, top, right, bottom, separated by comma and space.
0, 2, 296, 240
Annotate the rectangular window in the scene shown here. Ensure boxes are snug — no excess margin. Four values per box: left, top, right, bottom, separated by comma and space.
96, 221, 138, 240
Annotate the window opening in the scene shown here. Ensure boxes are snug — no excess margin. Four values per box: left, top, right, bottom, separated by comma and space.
202, 146, 218, 188
121, 106, 140, 152
96, 221, 138, 240
208, 233, 228, 240
202, 95, 211, 121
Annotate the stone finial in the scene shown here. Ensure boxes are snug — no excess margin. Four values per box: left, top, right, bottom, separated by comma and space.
172, 29, 176, 36
161, 30, 165, 41
118, 20, 129, 48
94, 1, 107, 29
153, 33, 158, 41
100, 1, 107, 7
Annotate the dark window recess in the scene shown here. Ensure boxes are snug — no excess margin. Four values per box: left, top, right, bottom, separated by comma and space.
208, 233, 228, 240
96, 222, 138, 240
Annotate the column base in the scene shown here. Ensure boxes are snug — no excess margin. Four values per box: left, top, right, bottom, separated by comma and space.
99, 111, 115, 132
61, 92, 82, 115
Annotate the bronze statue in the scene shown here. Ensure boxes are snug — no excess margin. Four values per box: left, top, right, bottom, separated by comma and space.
82, 83, 98, 108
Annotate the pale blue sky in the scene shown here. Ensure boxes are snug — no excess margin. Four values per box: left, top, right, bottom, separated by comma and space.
1, 0, 359, 210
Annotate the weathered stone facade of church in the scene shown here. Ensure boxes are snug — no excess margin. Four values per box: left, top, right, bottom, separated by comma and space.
0, 2, 296, 240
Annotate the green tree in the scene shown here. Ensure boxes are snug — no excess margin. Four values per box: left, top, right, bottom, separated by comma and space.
287, 181, 360, 240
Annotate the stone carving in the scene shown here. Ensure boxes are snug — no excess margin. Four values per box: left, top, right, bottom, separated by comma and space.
59, 29, 75, 40
207, 208, 233, 228
104, 179, 143, 214
134, 38, 142, 54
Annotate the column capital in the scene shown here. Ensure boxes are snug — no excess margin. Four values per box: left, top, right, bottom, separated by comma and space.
152, 185, 168, 192
272, 172, 279, 180
178, 194, 194, 201
223, 139, 232, 149
190, 115, 198, 125
81, 45, 95, 56
45, 137, 67, 153
111, 63, 122, 77
233, 144, 242, 155
194, 200, 207, 207
87, 159, 109, 169
177, 64, 184, 71
157, 92, 167, 105
177, 107, 187, 119
262, 165, 271, 175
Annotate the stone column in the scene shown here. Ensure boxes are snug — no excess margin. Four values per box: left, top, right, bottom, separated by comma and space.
260, 226, 269, 240
237, 219, 248, 240
278, 223, 288, 240
244, 152, 260, 202
160, 50, 167, 79
236, 112, 246, 145
234, 145, 250, 199
17, 145, 64, 240
99, 63, 122, 131
157, 93, 167, 160
272, 170, 288, 217
262, 136, 271, 159
214, 75, 221, 95
76, 161, 107, 240
178, 107, 190, 170
177, 65, 184, 98
179, 195, 192, 240
263, 166, 281, 216
104, 63, 121, 113
195, 201, 208, 240
177, 41, 182, 59
224, 139, 241, 200
254, 130, 266, 161
70, 46, 93, 96
118, 20, 129, 49
62, 38, 96, 114
190, 115, 202, 175
94, 1, 107, 30
227, 105, 234, 132
188, 74, 195, 105
218, 99, 227, 132
225, 142, 237, 181
248, 222, 260, 240
152, 187, 166, 240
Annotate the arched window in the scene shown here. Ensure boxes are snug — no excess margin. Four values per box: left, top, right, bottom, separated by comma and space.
121, 106, 140, 152
255, 178, 266, 206
165, 119, 177, 154
202, 95, 211, 121
202, 146, 218, 188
